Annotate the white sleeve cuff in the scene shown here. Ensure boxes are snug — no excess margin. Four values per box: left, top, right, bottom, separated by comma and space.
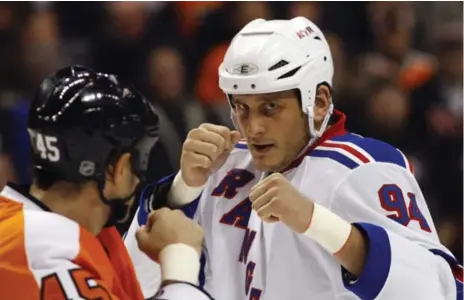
167, 171, 204, 207
159, 243, 201, 284
303, 203, 352, 254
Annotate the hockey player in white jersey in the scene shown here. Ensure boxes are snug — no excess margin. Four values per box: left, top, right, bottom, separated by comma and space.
125, 17, 463, 299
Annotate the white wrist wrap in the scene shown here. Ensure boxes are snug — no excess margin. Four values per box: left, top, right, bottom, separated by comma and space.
168, 171, 204, 207
159, 243, 200, 284
303, 203, 352, 254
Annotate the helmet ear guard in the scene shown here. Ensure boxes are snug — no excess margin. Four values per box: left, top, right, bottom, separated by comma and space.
229, 109, 241, 135
227, 93, 240, 133
304, 81, 334, 140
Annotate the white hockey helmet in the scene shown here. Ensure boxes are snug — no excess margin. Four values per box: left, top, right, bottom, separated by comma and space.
219, 17, 334, 139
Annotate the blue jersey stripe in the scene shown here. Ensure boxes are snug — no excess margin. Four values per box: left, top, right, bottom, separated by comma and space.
311, 149, 360, 170
328, 133, 408, 170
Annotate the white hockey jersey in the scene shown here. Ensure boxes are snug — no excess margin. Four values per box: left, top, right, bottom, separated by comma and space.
0, 184, 212, 300
126, 111, 463, 300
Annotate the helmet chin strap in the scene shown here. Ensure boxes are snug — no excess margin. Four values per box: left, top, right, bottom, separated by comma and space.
230, 111, 237, 128
306, 103, 334, 146
95, 173, 138, 227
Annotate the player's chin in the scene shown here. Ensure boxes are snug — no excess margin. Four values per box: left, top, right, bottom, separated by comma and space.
251, 153, 282, 173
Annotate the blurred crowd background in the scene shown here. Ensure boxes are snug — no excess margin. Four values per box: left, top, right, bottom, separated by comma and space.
0, 1, 461, 261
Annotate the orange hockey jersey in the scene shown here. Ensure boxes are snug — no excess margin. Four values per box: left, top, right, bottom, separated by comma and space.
0, 183, 145, 300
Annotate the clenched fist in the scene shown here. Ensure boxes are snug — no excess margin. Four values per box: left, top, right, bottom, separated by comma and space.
135, 208, 204, 262
181, 123, 241, 187
249, 173, 315, 233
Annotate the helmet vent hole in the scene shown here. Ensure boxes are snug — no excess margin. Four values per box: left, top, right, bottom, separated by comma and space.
268, 60, 289, 71
324, 56, 327, 61
251, 84, 256, 89
277, 66, 302, 80
233, 84, 238, 89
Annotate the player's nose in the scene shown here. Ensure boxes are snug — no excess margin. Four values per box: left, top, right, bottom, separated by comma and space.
245, 115, 266, 138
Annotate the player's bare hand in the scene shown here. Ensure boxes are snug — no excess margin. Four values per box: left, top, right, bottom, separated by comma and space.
181, 123, 241, 187
135, 208, 204, 261
249, 173, 314, 233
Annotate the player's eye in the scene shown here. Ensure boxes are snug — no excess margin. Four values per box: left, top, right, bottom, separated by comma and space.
263, 102, 280, 114
265, 102, 278, 110
236, 103, 248, 112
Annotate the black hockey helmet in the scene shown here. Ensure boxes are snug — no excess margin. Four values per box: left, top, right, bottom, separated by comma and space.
28, 65, 159, 221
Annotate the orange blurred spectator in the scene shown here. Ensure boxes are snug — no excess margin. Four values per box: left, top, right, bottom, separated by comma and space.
174, 1, 224, 39
357, 2, 438, 96
195, 43, 229, 106
106, 2, 151, 40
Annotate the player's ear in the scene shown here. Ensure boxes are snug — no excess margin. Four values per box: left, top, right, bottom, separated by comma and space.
313, 85, 331, 124
104, 153, 132, 194
112, 153, 132, 184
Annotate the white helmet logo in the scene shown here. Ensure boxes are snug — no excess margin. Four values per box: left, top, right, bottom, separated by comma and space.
79, 161, 95, 177
232, 63, 258, 75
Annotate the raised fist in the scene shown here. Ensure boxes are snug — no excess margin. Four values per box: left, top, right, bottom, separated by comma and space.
181, 123, 241, 187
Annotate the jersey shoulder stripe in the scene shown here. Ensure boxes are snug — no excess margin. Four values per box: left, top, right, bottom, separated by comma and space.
310, 133, 413, 172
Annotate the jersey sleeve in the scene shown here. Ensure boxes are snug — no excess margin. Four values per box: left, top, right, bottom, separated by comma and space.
329, 163, 463, 299
125, 174, 204, 299
153, 282, 213, 300
125, 207, 162, 298
37, 260, 127, 300
124, 174, 176, 298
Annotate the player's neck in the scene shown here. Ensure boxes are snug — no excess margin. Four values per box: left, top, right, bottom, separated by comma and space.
30, 183, 110, 235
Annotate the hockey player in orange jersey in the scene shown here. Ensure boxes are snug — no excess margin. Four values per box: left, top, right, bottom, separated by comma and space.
0, 66, 212, 300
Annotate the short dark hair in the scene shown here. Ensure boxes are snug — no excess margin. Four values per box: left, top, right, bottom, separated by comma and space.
32, 168, 60, 191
